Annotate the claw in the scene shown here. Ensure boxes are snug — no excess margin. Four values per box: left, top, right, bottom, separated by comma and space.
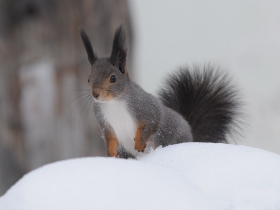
134, 143, 146, 152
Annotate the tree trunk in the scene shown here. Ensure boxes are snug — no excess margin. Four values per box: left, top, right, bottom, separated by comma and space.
0, 0, 133, 195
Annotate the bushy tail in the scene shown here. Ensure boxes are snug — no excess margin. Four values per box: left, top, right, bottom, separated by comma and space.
158, 65, 241, 143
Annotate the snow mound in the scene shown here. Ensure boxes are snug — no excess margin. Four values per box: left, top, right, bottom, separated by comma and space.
140, 143, 280, 209
1, 143, 280, 210
0, 157, 219, 210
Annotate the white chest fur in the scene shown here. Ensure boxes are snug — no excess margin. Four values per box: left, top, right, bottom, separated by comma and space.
100, 99, 139, 156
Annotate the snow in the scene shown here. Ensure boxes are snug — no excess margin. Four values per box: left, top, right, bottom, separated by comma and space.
1, 143, 280, 210
0, 156, 219, 210
140, 143, 280, 209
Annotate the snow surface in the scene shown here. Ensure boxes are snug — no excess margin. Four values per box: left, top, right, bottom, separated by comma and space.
1, 143, 280, 210
140, 143, 280, 209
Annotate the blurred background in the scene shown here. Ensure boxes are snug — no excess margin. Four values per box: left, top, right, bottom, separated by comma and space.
0, 0, 279, 195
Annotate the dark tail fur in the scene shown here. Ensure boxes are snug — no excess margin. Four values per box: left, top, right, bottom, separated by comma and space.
158, 65, 241, 143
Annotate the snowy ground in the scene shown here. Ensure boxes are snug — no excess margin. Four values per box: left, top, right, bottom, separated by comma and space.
1, 143, 280, 210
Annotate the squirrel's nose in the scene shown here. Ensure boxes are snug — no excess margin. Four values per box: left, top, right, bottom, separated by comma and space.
93, 93, 100, 99
91, 89, 100, 99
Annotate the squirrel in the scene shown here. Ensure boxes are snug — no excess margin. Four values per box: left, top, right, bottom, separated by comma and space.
80, 25, 241, 158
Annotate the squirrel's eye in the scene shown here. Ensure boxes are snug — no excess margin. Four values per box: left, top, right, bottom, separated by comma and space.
87, 79, 89, 84
110, 75, 116, 83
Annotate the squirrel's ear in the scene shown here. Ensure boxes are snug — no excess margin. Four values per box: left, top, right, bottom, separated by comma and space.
110, 25, 127, 74
80, 29, 97, 65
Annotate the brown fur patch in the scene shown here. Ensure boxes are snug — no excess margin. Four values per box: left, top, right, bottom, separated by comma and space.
101, 77, 114, 100
106, 132, 119, 157
102, 91, 114, 101
134, 124, 146, 152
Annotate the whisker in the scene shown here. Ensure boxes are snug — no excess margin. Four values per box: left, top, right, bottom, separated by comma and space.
79, 95, 93, 127
65, 92, 91, 118
69, 93, 91, 104
84, 96, 94, 126
67, 94, 91, 123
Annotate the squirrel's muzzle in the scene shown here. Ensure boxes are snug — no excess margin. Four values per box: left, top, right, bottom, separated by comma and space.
93, 93, 100, 99
91, 90, 100, 99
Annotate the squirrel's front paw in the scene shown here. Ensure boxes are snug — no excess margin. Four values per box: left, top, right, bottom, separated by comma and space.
107, 151, 119, 158
134, 139, 146, 152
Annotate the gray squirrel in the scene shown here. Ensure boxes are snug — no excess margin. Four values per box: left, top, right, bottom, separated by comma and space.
80, 26, 240, 158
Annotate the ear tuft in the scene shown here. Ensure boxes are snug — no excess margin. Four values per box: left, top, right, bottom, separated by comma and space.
80, 29, 97, 65
110, 25, 127, 74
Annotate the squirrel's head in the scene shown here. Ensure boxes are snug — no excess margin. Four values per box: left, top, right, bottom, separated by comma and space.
80, 26, 128, 102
